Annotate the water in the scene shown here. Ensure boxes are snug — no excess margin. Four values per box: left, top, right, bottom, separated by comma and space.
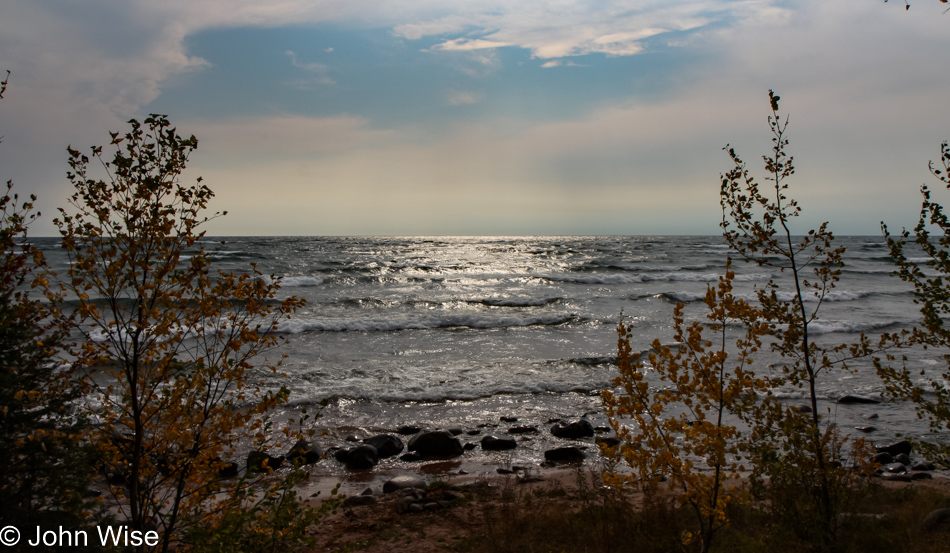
33, 235, 949, 463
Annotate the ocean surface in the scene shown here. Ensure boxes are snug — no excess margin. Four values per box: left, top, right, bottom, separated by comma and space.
34, 235, 950, 466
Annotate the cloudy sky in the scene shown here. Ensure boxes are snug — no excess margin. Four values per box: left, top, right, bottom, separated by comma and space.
0, 1, 947, 236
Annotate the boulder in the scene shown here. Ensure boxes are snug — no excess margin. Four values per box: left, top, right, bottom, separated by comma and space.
336, 444, 379, 470
363, 434, 404, 459
872, 452, 893, 465
544, 446, 587, 463
837, 395, 880, 404
883, 462, 907, 474
551, 419, 595, 439
383, 474, 427, 494
923, 508, 950, 531
397, 425, 421, 435
343, 495, 377, 507
246, 450, 285, 473
894, 453, 911, 466
407, 430, 464, 459
508, 425, 539, 435
287, 439, 322, 465
481, 435, 517, 451
875, 440, 912, 457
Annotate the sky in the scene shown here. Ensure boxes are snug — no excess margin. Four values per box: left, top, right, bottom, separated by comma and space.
0, 0, 947, 236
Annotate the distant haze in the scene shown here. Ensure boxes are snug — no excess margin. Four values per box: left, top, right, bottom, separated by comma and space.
0, 1, 946, 236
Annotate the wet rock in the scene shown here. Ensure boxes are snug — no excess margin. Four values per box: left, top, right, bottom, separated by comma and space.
880, 473, 912, 483
287, 439, 322, 465
343, 495, 377, 507
547, 417, 563, 424
345, 434, 362, 442
446, 427, 464, 436
336, 444, 379, 470
884, 462, 907, 474
466, 429, 481, 435
911, 471, 933, 481
501, 416, 518, 423
247, 450, 285, 473
923, 508, 950, 531
894, 453, 912, 466
873, 452, 893, 465
551, 419, 595, 439
363, 434, 404, 459
837, 395, 881, 404
361, 488, 375, 496
912, 461, 936, 471
854, 426, 877, 433
463, 442, 477, 451
216, 459, 239, 478
397, 425, 421, 435
408, 430, 464, 459
508, 425, 539, 434
400, 452, 422, 462
595, 436, 621, 448
876, 440, 912, 457
482, 435, 517, 451
594, 426, 611, 433
794, 405, 813, 414
544, 446, 587, 463
868, 413, 880, 420
383, 474, 427, 494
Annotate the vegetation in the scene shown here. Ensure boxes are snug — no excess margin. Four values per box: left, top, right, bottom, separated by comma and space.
605, 91, 879, 552
52, 114, 326, 552
0, 70, 97, 537
881, 141, 950, 464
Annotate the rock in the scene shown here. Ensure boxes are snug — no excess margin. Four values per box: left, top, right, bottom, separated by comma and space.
547, 417, 563, 424
883, 462, 907, 474
446, 427, 464, 436
383, 474, 427, 494
508, 425, 539, 434
423, 502, 440, 511
287, 439, 322, 465
400, 453, 422, 462
345, 434, 362, 442
246, 450, 285, 473
397, 425, 421, 435
216, 459, 239, 478
501, 416, 518, 422
911, 471, 933, 480
463, 442, 477, 451
595, 436, 621, 448
854, 426, 877, 433
361, 488, 375, 496
482, 435, 517, 451
336, 445, 379, 470
544, 446, 587, 463
408, 503, 424, 513
880, 473, 912, 483
551, 419, 595, 439
408, 430, 464, 459
868, 413, 880, 420
837, 395, 881, 404
466, 429, 481, 436
912, 461, 936, 471
594, 426, 611, 433
497, 467, 515, 475
873, 452, 893, 465
875, 440, 912, 457
363, 434, 404, 459
343, 495, 377, 507
894, 453, 911, 466
794, 404, 813, 414
923, 508, 950, 531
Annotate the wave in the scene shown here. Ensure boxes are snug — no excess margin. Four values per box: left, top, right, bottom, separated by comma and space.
659, 291, 706, 303
261, 275, 324, 287
805, 319, 902, 335
274, 313, 582, 333
734, 290, 872, 303
545, 272, 771, 285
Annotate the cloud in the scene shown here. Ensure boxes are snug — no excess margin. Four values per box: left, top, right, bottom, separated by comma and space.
285, 50, 334, 85
445, 89, 480, 105
429, 38, 512, 51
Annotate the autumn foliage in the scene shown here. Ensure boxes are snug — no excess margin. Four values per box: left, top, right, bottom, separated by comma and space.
53, 115, 317, 551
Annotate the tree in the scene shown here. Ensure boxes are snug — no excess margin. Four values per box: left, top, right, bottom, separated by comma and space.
880, 141, 950, 463
54, 114, 310, 552
606, 91, 875, 552
0, 70, 96, 538
603, 271, 766, 553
